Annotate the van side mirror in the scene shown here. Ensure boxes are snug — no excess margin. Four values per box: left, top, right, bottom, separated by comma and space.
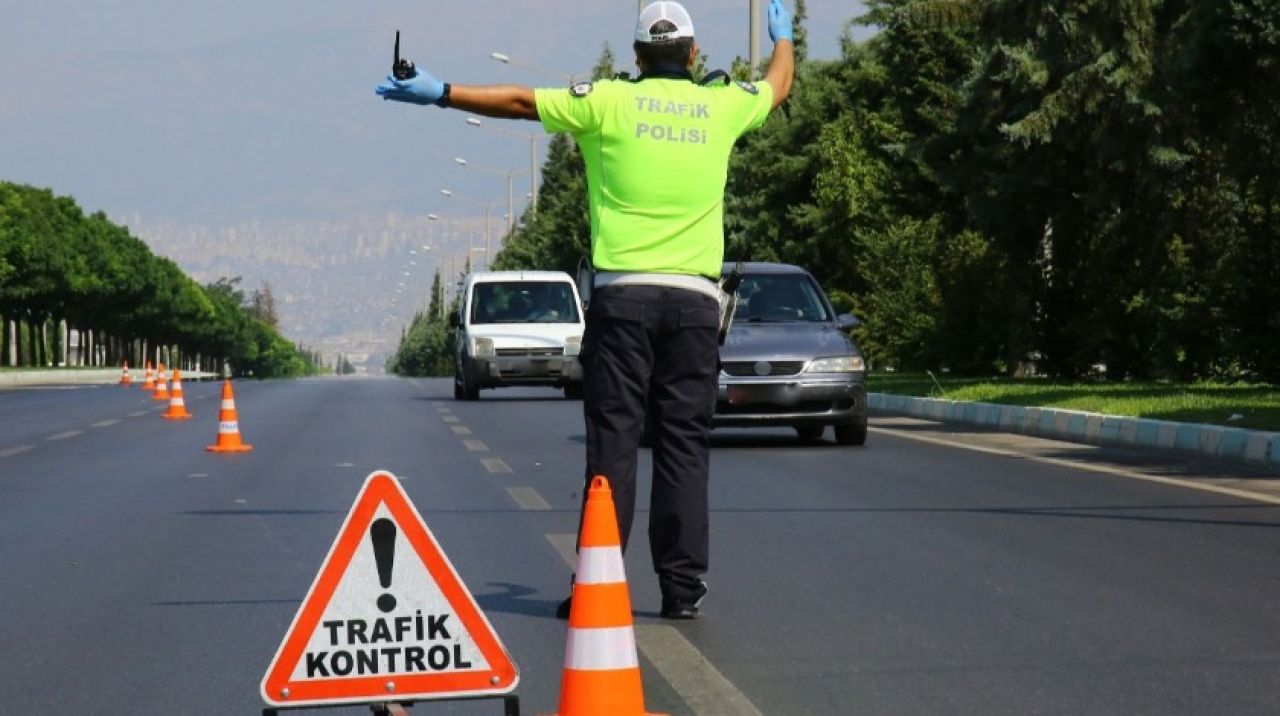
448, 310, 460, 328
836, 313, 861, 330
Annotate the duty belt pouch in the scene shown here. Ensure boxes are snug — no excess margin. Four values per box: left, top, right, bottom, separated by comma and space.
576, 255, 594, 307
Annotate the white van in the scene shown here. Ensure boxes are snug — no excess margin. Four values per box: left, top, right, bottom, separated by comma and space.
450, 270, 585, 400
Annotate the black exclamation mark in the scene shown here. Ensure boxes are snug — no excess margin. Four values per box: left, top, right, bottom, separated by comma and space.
371, 518, 397, 613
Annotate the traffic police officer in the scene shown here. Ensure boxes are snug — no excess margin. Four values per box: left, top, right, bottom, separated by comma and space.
377, 0, 795, 619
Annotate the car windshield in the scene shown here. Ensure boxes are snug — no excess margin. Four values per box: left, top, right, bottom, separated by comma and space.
470, 281, 581, 324
731, 273, 833, 323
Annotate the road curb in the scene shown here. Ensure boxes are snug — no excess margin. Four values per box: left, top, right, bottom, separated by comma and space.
0, 369, 217, 387
868, 393, 1280, 471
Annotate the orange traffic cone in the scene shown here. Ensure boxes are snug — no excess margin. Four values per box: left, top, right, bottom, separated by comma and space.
119, 361, 132, 386
206, 380, 253, 452
140, 361, 156, 391
548, 476, 666, 716
153, 364, 171, 401
161, 369, 193, 420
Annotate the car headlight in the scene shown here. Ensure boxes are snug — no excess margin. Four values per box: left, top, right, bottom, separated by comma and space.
470, 336, 495, 357
805, 355, 866, 373
564, 335, 582, 357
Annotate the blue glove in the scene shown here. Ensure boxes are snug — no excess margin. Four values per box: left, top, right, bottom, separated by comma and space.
376, 67, 446, 106
768, 0, 793, 43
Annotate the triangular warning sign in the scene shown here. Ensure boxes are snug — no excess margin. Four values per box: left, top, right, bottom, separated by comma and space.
261, 470, 518, 707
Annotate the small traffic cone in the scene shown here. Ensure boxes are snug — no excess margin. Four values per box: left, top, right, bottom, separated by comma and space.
548, 476, 666, 716
119, 361, 132, 386
206, 380, 253, 453
140, 361, 156, 391
161, 369, 193, 420
153, 364, 171, 401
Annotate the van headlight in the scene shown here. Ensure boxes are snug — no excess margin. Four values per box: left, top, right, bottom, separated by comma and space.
564, 335, 582, 357
470, 336, 495, 357
805, 355, 865, 373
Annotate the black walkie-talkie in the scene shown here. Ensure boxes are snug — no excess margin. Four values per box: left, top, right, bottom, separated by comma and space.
392, 30, 416, 80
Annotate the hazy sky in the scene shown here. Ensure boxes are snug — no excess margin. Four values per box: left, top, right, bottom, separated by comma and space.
1, 1, 870, 228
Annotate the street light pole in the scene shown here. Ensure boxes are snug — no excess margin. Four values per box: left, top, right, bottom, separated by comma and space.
464, 117, 540, 217
750, 0, 761, 80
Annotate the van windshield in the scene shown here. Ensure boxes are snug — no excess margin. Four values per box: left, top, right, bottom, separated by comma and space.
470, 281, 581, 324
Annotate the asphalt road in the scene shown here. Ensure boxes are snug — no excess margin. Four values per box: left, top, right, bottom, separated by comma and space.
1, 377, 1278, 715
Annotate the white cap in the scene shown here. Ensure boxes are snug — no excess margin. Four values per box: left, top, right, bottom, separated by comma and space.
635, 1, 696, 43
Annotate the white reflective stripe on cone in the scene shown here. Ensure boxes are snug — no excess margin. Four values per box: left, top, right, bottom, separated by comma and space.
171, 398, 185, 406
219, 421, 239, 433
575, 546, 627, 585
221, 400, 235, 410
564, 626, 639, 670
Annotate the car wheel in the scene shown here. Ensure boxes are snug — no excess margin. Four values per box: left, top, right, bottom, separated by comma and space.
834, 422, 867, 446
456, 370, 479, 401
563, 383, 584, 400
795, 425, 824, 443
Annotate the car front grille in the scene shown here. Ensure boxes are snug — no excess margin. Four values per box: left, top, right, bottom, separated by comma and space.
716, 400, 837, 415
496, 347, 564, 357
721, 361, 805, 377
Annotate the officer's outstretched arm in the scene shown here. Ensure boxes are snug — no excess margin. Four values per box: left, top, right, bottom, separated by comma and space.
449, 85, 539, 121
376, 66, 539, 121
763, 0, 795, 109
763, 41, 794, 109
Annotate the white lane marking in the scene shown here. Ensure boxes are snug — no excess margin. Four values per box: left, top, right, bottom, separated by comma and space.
506, 487, 551, 511
547, 533, 578, 568
91, 419, 120, 427
442, 415, 461, 424
463, 439, 489, 452
637, 625, 765, 716
188, 473, 208, 478
127, 410, 149, 417
869, 426, 1280, 507
481, 458, 513, 474
451, 425, 472, 435
544, 533, 761, 716
0, 445, 35, 458
436, 407, 451, 413
335, 462, 355, 467
47, 430, 83, 441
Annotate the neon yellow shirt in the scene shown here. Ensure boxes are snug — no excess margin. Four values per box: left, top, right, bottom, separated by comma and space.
535, 76, 774, 279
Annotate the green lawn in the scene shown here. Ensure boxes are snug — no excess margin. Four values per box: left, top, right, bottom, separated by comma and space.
869, 372, 1280, 432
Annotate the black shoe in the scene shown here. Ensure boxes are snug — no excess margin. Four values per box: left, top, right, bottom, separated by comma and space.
660, 580, 708, 620
555, 596, 572, 620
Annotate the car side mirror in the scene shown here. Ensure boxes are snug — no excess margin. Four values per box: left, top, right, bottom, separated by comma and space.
448, 310, 460, 328
836, 313, 861, 330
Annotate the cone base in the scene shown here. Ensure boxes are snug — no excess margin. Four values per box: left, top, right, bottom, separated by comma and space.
545, 712, 667, 715
162, 414, 193, 420
206, 444, 253, 452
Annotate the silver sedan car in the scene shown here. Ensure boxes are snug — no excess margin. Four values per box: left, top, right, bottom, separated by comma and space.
714, 262, 868, 445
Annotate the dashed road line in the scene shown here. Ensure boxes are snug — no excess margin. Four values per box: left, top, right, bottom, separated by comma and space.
547, 533, 577, 567
870, 426, 1280, 507
442, 415, 461, 424
47, 430, 83, 441
450, 425, 472, 435
91, 419, 120, 427
127, 410, 149, 417
463, 439, 489, 452
506, 487, 551, 511
480, 458, 513, 474
636, 625, 764, 716
0, 445, 35, 458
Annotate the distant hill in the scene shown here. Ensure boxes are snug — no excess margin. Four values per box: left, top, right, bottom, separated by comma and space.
123, 213, 492, 372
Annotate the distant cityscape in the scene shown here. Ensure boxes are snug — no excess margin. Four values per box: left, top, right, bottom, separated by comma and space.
120, 213, 492, 374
